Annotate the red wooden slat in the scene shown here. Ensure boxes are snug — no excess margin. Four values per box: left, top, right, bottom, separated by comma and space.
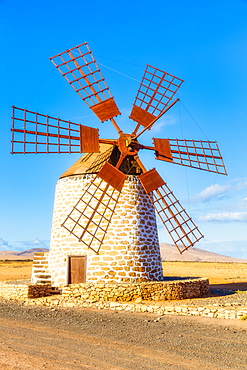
50, 42, 121, 122
49, 42, 88, 59
97, 162, 127, 192
63, 61, 95, 76
11, 106, 81, 154
130, 65, 183, 128
153, 138, 173, 162
154, 138, 227, 175
150, 183, 204, 253
79, 125, 100, 153
139, 169, 165, 194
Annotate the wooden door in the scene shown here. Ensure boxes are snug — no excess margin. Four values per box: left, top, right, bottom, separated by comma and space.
68, 256, 86, 284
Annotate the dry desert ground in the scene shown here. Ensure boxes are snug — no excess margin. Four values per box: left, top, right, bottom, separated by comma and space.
162, 261, 247, 292
0, 260, 32, 282
0, 260, 247, 369
0, 260, 246, 291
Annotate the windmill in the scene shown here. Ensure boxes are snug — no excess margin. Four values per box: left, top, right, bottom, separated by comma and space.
11, 42, 227, 285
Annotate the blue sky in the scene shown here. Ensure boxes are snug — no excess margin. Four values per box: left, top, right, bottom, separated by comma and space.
0, 0, 246, 258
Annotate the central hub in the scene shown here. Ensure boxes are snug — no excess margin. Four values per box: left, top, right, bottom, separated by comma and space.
118, 133, 140, 156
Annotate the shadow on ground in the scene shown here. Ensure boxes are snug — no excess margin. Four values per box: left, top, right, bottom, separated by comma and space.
163, 276, 201, 281
163, 276, 247, 297
210, 282, 247, 296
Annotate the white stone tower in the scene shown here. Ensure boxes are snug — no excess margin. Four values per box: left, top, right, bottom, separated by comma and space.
31, 146, 164, 286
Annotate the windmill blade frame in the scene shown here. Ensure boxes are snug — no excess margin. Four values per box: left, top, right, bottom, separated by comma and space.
130, 64, 184, 133
61, 152, 127, 254
61, 175, 122, 254
11, 106, 103, 154
49, 42, 122, 126
139, 168, 204, 253
153, 138, 227, 175
11, 106, 81, 154
151, 184, 204, 253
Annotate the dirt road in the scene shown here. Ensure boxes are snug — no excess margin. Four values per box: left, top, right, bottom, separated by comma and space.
0, 300, 246, 370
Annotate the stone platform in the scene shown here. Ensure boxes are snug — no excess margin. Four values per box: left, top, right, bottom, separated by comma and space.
0, 277, 209, 301
1, 279, 247, 320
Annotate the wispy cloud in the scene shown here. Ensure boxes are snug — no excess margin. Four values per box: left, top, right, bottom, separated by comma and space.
198, 239, 247, 259
16, 238, 50, 250
194, 184, 231, 201
199, 211, 247, 222
0, 238, 14, 251
194, 178, 247, 202
0, 238, 49, 252
238, 197, 247, 211
151, 115, 177, 134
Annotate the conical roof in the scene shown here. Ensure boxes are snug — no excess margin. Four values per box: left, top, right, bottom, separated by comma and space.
60, 144, 114, 178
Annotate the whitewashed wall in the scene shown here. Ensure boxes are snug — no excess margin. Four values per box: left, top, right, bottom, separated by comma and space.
33, 174, 163, 286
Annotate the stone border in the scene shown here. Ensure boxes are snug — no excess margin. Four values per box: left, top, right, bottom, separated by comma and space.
0, 282, 59, 299
11, 295, 247, 321
0, 278, 209, 301
0, 280, 246, 320
61, 278, 210, 302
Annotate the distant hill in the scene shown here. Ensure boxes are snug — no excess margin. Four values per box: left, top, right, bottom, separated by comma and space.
160, 243, 247, 263
0, 245, 246, 262
0, 248, 49, 260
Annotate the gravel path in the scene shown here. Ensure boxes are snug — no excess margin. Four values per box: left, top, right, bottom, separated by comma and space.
0, 299, 246, 369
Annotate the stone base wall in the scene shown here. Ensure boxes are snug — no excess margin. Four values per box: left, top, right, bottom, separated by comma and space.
61, 278, 210, 302
23, 296, 247, 320
0, 279, 208, 301
0, 282, 60, 299
0, 282, 29, 300
2, 280, 247, 320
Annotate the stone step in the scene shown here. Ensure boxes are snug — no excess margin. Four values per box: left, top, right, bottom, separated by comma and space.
35, 280, 52, 284
35, 274, 51, 278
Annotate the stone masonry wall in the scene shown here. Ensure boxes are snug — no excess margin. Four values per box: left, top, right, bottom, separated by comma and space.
0, 282, 59, 299
0, 278, 208, 301
31, 252, 51, 284
2, 279, 247, 320
61, 278, 210, 302
45, 174, 163, 286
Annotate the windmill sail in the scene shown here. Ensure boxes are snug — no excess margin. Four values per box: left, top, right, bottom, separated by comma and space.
61, 152, 126, 254
130, 65, 183, 130
153, 138, 227, 175
139, 169, 204, 253
11, 106, 100, 154
50, 42, 121, 123
61, 176, 121, 254
151, 185, 203, 253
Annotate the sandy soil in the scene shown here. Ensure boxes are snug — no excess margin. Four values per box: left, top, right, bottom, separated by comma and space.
0, 300, 246, 369
0, 261, 32, 282
1, 260, 246, 289
0, 261, 246, 369
162, 261, 247, 291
